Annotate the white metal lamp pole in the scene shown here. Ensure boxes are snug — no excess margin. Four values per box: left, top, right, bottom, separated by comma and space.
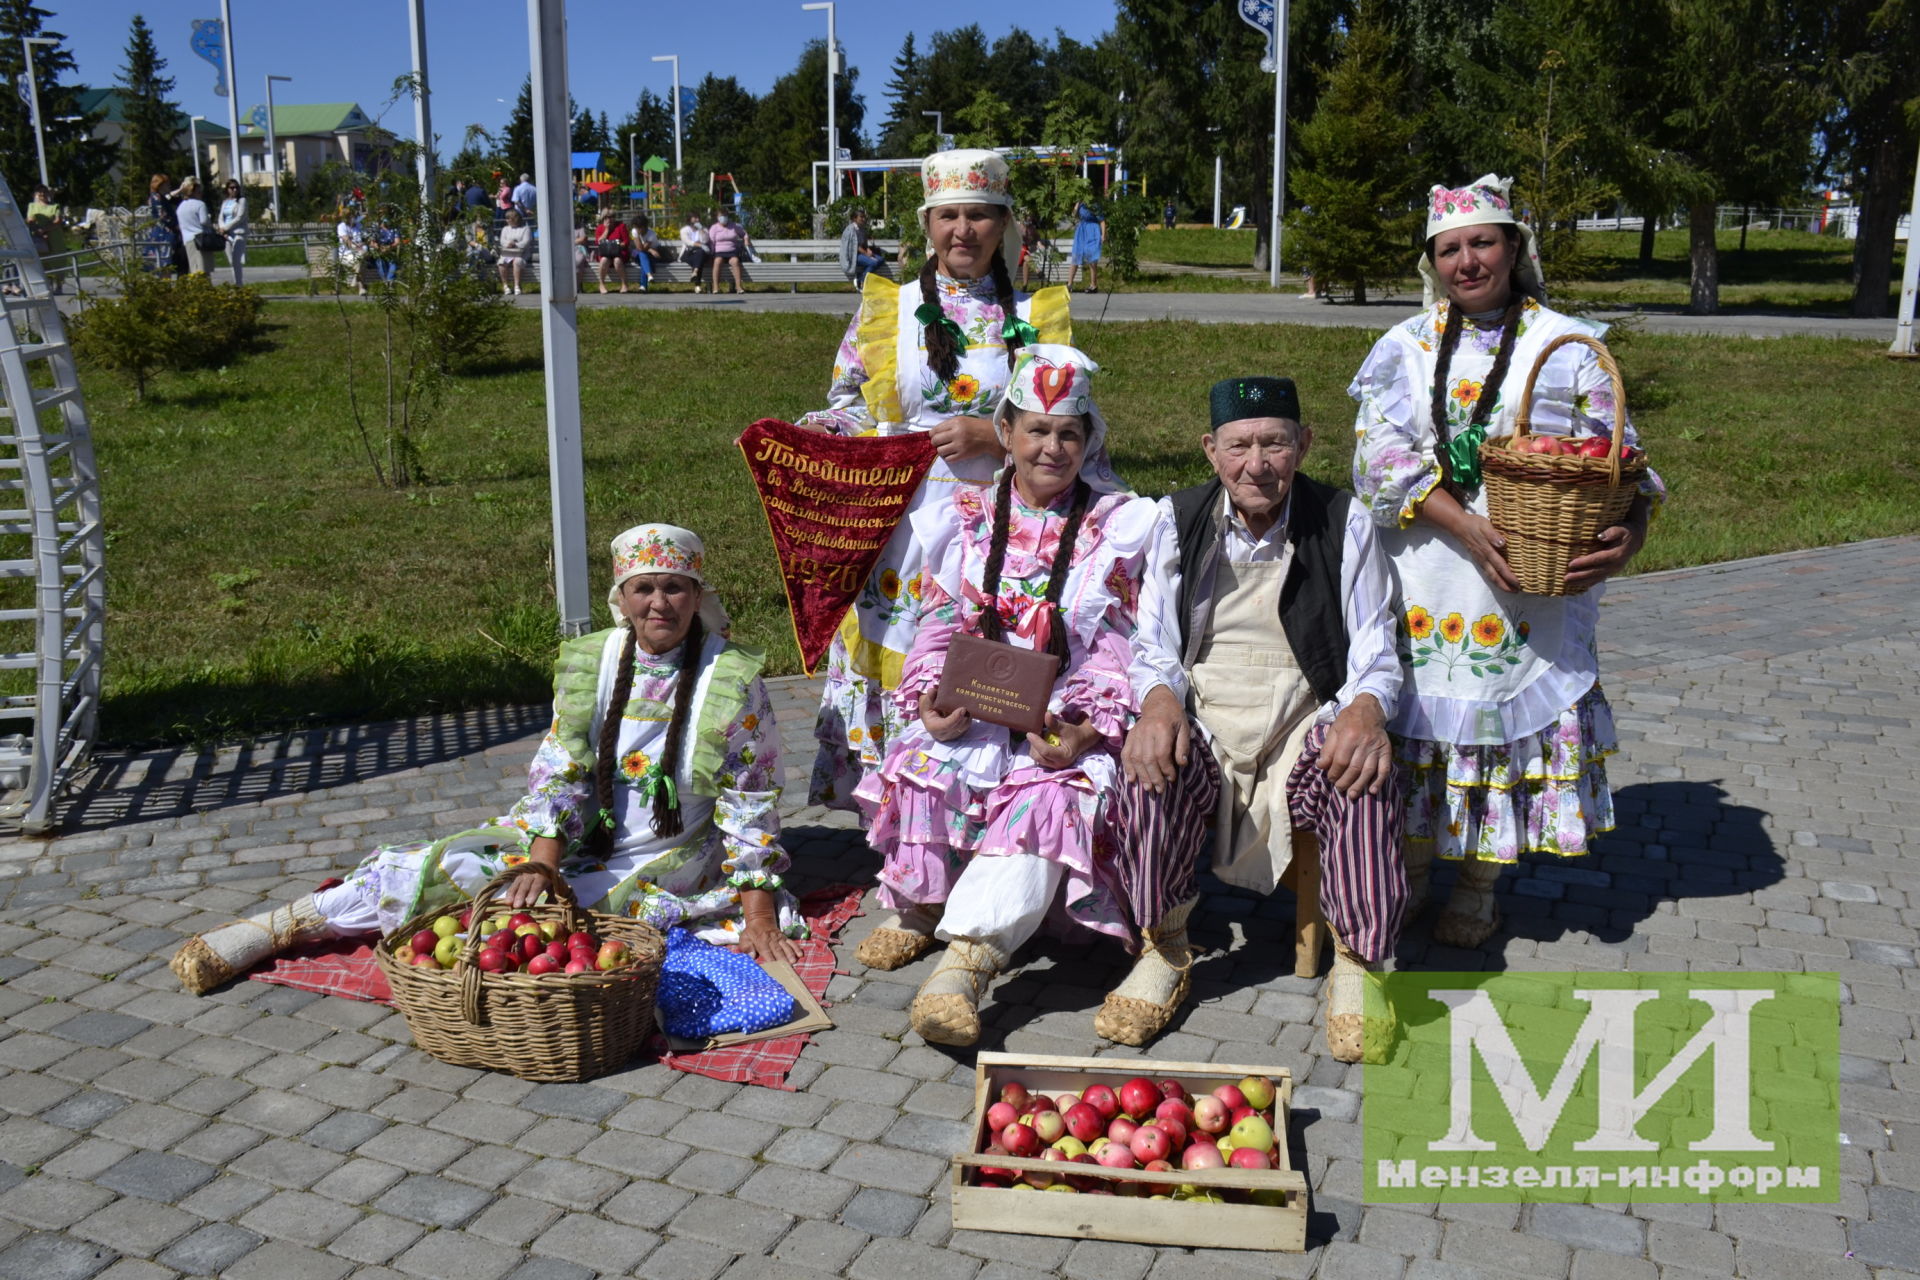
923, 109, 942, 146
802, 3, 836, 201
1890, 132, 1920, 358
408, 0, 434, 201
265, 74, 290, 221
21, 38, 54, 189
218, 0, 242, 187
529, 0, 591, 635
650, 54, 681, 177
190, 116, 206, 185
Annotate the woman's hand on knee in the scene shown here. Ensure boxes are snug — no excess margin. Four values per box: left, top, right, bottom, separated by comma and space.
918, 690, 971, 741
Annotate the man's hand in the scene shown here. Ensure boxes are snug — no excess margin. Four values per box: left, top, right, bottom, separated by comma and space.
1315, 694, 1394, 800
1122, 684, 1189, 793
1026, 714, 1103, 770
918, 690, 972, 741
928, 415, 1000, 463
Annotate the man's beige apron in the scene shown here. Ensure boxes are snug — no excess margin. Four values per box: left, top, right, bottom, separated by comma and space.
1190, 557, 1320, 894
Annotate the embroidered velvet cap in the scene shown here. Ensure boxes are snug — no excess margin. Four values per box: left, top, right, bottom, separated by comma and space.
1209, 376, 1302, 430
1419, 173, 1546, 307
606, 523, 730, 636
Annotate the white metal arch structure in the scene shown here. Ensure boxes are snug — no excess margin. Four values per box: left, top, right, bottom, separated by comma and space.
0, 177, 105, 832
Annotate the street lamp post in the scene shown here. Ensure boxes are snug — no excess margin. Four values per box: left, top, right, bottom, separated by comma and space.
21, 37, 55, 189
190, 115, 206, 184
264, 74, 291, 222
802, 3, 836, 202
923, 109, 942, 147
650, 55, 681, 178
407, 0, 434, 202
218, 0, 242, 187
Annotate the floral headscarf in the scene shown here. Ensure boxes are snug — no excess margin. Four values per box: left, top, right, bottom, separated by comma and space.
606, 523, 730, 637
1418, 173, 1547, 308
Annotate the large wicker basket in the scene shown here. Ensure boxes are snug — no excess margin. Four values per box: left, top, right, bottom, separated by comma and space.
375, 863, 665, 1082
1480, 333, 1649, 596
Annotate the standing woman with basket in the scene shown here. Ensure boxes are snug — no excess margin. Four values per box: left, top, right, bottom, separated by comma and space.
167, 524, 807, 995
1347, 174, 1664, 947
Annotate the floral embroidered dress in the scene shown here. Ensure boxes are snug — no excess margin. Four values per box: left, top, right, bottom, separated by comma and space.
1348, 298, 1666, 864
321, 629, 806, 944
854, 479, 1164, 944
800, 272, 1122, 810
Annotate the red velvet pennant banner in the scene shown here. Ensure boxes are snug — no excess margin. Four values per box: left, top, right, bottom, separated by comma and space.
738, 419, 936, 675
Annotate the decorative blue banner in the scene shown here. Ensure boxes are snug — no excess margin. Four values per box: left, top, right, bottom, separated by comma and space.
1237, 0, 1279, 72
247, 104, 267, 132
190, 19, 226, 98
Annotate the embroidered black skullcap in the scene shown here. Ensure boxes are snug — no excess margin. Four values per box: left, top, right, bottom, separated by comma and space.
1209, 376, 1301, 430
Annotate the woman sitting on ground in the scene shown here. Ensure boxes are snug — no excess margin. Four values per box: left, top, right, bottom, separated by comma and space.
169, 523, 807, 994
857, 345, 1182, 1047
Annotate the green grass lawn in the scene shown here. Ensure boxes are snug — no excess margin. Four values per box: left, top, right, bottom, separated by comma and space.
1138, 227, 1266, 269
75, 304, 1918, 746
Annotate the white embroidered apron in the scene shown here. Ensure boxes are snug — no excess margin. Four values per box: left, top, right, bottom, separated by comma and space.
1191, 556, 1320, 894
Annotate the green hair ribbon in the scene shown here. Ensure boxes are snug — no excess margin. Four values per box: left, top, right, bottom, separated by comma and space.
914, 301, 969, 352
1002, 317, 1039, 348
1446, 423, 1486, 491
635, 763, 678, 811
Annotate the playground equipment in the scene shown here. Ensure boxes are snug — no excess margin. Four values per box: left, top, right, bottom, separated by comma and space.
0, 176, 106, 833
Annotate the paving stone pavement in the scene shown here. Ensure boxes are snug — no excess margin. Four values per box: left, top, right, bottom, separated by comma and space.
0, 536, 1912, 1279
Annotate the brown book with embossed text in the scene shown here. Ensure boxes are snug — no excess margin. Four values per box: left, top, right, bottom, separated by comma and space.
934, 632, 1061, 737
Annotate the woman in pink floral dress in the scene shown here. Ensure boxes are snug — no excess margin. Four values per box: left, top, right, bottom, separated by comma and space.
1348, 175, 1665, 947
856, 346, 1172, 1046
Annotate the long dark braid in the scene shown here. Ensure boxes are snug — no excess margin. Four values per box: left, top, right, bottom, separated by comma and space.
918, 256, 960, 382
587, 626, 638, 862
1430, 291, 1525, 501
988, 250, 1025, 370
650, 615, 705, 839
977, 466, 1092, 667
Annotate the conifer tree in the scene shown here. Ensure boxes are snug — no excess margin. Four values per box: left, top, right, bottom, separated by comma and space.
116, 14, 186, 206
1283, 4, 1422, 303
0, 1, 111, 202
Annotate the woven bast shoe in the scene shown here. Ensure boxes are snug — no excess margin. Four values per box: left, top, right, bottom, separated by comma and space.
1325, 938, 1393, 1064
1094, 897, 1197, 1047
1403, 839, 1436, 916
908, 936, 1009, 1047
854, 927, 934, 971
169, 896, 332, 995
1432, 857, 1504, 948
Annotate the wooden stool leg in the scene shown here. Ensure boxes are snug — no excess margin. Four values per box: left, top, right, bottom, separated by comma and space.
1292, 831, 1326, 978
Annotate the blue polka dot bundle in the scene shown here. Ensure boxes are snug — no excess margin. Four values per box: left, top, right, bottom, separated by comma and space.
656, 928, 798, 1039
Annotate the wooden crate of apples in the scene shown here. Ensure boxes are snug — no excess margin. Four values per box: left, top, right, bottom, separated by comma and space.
390, 907, 639, 977
951, 1052, 1308, 1251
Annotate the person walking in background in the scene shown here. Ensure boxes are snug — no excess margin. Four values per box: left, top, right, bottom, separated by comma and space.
175, 177, 213, 277
1163, 200, 1176, 230
146, 174, 184, 278
1066, 197, 1105, 294
216, 179, 248, 287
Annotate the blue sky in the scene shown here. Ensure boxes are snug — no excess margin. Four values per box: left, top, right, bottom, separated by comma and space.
62, 1, 1120, 158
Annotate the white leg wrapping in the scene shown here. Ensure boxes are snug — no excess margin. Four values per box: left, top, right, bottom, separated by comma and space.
936, 852, 1062, 952
869, 902, 944, 938
197, 895, 337, 971
1109, 896, 1197, 1004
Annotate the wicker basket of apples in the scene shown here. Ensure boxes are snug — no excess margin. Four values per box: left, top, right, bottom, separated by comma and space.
950, 1052, 1307, 1251
1480, 333, 1649, 597
375, 863, 665, 1082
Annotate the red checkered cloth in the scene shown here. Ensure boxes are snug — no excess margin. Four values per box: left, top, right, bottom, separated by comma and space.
249, 883, 869, 1090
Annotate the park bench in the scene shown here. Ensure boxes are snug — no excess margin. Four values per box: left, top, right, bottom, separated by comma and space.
532, 237, 908, 292
304, 240, 376, 295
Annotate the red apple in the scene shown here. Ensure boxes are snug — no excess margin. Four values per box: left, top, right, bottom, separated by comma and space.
486, 929, 516, 952
1157, 1079, 1188, 1104
508, 912, 536, 929
1150, 1116, 1188, 1151
979, 1142, 1015, 1183
1106, 1116, 1139, 1147
544, 940, 569, 963
566, 931, 595, 951
1141, 1158, 1176, 1197
1093, 1140, 1136, 1170
563, 959, 591, 975
1001, 1121, 1042, 1160
1066, 1153, 1101, 1192
596, 939, 632, 971
1192, 1096, 1230, 1134
474, 947, 513, 973
1212, 1083, 1247, 1112
1154, 1098, 1194, 1129
999, 1082, 1031, 1111
409, 952, 440, 968
1129, 1124, 1172, 1165
1080, 1084, 1118, 1122
1231, 1105, 1256, 1127
1063, 1103, 1103, 1145
1118, 1077, 1160, 1121
1188, 1130, 1218, 1147
458, 907, 473, 930
1182, 1141, 1226, 1171
986, 1101, 1019, 1133
1020, 1098, 1050, 1118
409, 929, 439, 956
525, 954, 561, 976
1229, 1145, 1274, 1170
518, 934, 545, 964
1052, 1092, 1080, 1113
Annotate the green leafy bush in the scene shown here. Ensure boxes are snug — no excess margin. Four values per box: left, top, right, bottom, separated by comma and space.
72, 268, 262, 402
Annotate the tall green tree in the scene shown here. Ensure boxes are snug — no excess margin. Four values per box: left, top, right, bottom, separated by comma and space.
1818, 0, 1920, 317
616, 87, 675, 180
1284, 3, 1423, 301
684, 74, 758, 193
502, 78, 533, 179
742, 40, 865, 196
0, 1, 110, 202
878, 33, 923, 154
114, 14, 185, 207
